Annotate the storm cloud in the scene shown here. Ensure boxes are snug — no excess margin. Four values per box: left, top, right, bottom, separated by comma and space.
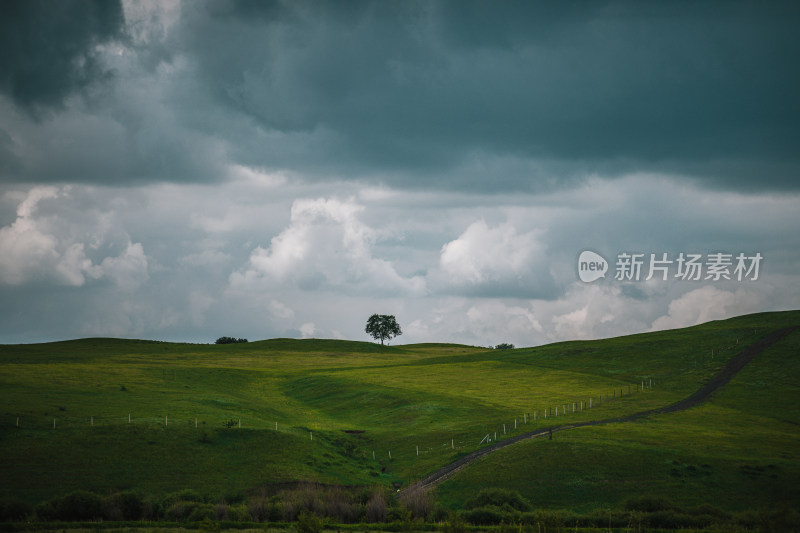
0, 1, 798, 345
0, 0, 125, 111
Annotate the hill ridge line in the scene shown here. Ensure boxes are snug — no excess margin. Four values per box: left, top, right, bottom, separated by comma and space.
402, 325, 799, 494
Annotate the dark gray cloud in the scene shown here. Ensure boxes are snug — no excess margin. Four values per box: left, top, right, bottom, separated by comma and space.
175, 0, 800, 191
2, 0, 799, 191
1, 2, 798, 347
0, 0, 125, 113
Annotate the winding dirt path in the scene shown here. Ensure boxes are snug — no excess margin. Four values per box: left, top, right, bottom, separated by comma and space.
402, 325, 798, 493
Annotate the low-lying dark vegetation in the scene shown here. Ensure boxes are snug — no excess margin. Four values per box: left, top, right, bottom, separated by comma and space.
3, 486, 798, 531
214, 336, 249, 344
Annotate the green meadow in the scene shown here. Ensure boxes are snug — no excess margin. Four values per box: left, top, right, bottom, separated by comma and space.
0, 310, 798, 524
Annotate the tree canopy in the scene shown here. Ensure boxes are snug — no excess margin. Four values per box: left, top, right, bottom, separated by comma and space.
215, 336, 248, 344
365, 314, 402, 345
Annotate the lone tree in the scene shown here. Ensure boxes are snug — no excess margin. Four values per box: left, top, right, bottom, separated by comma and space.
365, 314, 402, 345
215, 336, 248, 344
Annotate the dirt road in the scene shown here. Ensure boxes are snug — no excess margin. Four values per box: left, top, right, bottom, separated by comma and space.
401, 325, 798, 493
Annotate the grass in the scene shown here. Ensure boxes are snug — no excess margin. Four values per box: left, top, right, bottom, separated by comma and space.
434, 325, 800, 514
0, 310, 798, 518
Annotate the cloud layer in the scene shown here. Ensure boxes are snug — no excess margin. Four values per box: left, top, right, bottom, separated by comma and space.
1, 1, 798, 345
2, 1, 799, 190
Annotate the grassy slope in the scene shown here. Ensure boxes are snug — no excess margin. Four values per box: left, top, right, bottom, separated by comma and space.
435, 314, 800, 513
0, 311, 798, 513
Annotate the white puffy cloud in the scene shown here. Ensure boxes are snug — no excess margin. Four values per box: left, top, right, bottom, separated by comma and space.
0, 187, 148, 290
437, 219, 556, 298
299, 322, 316, 339
546, 283, 644, 341
0, 175, 797, 346
98, 242, 149, 291
650, 285, 767, 331
230, 197, 425, 295
0, 186, 62, 284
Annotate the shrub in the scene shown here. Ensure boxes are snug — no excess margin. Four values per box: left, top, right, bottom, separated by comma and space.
463, 505, 508, 525
56, 490, 104, 521
430, 504, 450, 524
247, 496, 267, 523
215, 337, 248, 344
141, 495, 163, 521
623, 496, 674, 513
734, 509, 759, 529
495, 343, 515, 350
166, 501, 203, 521
522, 509, 569, 529
646, 510, 695, 529
499, 520, 525, 533
440, 511, 468, 533
187, 503, 216, 522
387, 507, 412, 523
103, 490, 144, 521
0, 498, 33, 521
214, 500, 229, 521
687, 503, 730, 519
757, 507, 800, 533
365, 492, 387, 523
399, 485, 433, 520
296, 511, 322, 533
227, 503, 251, 522
686, 503, 731, 527
464, 488, 531, 512
162, 489, 205, 509
34, 500, 57, 521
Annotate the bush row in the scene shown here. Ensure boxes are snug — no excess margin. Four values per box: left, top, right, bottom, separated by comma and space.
2, 484, 422, 524
459, 492, 800, 531
3, 487, 796, 531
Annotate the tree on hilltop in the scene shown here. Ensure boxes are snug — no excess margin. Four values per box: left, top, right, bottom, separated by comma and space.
215, 336, 248, 344
365, 314, 402, 345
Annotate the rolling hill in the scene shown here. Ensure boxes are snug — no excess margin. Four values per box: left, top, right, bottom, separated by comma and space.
1, 310, 798, 522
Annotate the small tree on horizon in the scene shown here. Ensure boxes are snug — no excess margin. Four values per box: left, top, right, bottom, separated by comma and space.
365, 314, 402, 345
215, 336, 248, 344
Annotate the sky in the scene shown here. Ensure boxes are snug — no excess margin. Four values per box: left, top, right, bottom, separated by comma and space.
1, 0, 799, 347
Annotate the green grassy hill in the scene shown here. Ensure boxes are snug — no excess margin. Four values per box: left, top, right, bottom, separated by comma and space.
1, 311, 798, 518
